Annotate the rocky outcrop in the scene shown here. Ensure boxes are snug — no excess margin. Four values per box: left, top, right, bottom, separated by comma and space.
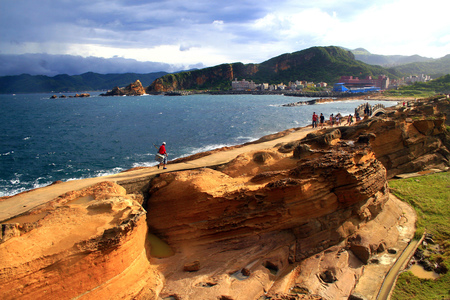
0, 181, 162, 300
337, 97, 450, 178
50, 93, 90, 99
100, 80, 146, 96
144, 134, 411, 299
147, 145, 388, 252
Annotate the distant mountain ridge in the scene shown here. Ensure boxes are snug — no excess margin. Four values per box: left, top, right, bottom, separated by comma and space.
0, 72, 167, 94
388, 55, 450, 79
147, 46, 400, 92
351, 48, 450, 78
351, 48, 434, 66
2, 46, 450, 94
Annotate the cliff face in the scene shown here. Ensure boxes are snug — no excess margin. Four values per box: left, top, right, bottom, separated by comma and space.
147, 63, 259, 92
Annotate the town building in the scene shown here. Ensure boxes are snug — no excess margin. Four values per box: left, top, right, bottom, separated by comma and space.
404, 74, 431, 84
231, 78, 257, 91
338, 75, 390, 90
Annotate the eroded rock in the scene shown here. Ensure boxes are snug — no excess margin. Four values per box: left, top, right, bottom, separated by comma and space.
0, 181, 161, 300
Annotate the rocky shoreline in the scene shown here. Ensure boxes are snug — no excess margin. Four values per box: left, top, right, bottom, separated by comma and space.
0, 95, 449, 300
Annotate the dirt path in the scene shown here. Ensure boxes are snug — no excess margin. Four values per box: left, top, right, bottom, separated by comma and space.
0, 126, 317, 222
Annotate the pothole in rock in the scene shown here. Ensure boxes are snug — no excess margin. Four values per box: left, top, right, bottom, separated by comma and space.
162, 296, 180, 300
263, 261, 279, 275
1, 212, 48, 224
319, 269, 337, 283
196, 281, 217, 288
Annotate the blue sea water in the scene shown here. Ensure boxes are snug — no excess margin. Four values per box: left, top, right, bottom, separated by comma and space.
0, 93, 397, 197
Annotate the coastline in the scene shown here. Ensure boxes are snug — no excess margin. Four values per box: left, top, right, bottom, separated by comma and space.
4, 94, 446, 299
0, 124, 316, 222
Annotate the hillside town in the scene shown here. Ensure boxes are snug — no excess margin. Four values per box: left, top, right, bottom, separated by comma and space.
231, 73, 432, 93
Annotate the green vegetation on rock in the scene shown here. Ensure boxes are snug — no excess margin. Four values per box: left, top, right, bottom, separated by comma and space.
389, 172, 450, 299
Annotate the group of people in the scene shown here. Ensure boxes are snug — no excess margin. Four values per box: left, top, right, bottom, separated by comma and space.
311, 112, 342, 128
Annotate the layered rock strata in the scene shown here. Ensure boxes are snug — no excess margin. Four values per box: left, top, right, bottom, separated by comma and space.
337, 98, 449, 178
146, 141, 400, 299
2, 97, 448, 299
0, 182, 162, 300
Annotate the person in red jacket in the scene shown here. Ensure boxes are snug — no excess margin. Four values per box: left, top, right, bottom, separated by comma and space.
156, 142, 168, 169
312, 112, 318, 128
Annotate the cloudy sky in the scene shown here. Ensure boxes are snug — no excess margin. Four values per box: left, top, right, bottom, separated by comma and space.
1, 0, 449, 76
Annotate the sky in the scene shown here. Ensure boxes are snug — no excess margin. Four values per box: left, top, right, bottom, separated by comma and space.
1, 0, 449, 76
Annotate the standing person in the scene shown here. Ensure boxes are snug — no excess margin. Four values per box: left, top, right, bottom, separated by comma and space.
329, 113, 334, 127
312, 112, 318, 128
156, 142, 168, 169
348, 114, 353, 126
336, 113, 340, 125
319, 113, 325, 128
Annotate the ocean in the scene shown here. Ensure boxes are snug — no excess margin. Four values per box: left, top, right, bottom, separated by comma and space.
0, 92, 396, 197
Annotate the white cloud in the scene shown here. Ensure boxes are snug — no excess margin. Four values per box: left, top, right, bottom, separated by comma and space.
0, 0, 449, 76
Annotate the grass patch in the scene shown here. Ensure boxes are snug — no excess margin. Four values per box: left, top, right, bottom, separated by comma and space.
389, 171, 450, 300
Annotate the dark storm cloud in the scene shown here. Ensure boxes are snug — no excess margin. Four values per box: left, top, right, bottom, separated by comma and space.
0, 0, 448, 76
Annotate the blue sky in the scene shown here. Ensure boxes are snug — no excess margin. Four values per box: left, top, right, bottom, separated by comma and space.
1, 0, 449, 76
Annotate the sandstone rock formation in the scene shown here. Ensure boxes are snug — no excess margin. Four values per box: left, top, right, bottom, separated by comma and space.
1, 97, 448, 300
0, 182, 161, 300
337, 97, 449, 178
100, 80, 146, 96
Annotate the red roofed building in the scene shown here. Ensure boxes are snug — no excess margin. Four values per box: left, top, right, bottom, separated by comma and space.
338, 75, 390, 90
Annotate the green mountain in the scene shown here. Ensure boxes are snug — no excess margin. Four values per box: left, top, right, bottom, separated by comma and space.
350, 48, 450, 78
351, 48, 433, 66
0, 71, 168, 94
148, 46, 401, 92
388, 55, 450, 79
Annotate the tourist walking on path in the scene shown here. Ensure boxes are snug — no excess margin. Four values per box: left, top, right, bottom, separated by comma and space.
336, 114, 340, 125
312, 112, 318, 128
156, 142, 168, 169
319, 113, 325, 128
347, 114, 353, 126
329, 114, 334, 127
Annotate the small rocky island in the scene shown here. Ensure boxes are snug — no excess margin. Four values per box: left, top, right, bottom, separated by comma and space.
100, 79, 146, 96
0, 96, 449, 300
50, 93, 90, 99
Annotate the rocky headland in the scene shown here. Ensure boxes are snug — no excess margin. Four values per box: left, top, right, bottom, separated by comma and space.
0, 96, 449, 300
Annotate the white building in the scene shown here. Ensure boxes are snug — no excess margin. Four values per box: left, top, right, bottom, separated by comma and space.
232, 78, 257, 90
404, 74, 431, 84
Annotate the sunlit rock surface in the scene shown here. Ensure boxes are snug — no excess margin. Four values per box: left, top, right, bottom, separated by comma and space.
0, 96, 448, 299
